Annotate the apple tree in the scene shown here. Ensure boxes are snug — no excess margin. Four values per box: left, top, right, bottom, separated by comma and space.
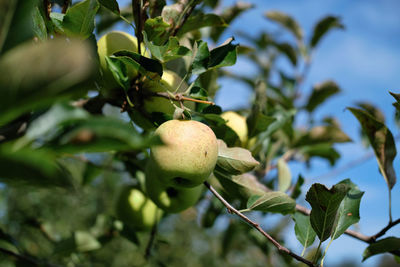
0, 0, 399, 266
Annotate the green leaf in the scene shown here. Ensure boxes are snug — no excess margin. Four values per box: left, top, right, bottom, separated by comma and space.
0, 144, 71, 187
291, 174, 304, 199
274, 42, 297, 66
143, 32, 191, 63
51, 117, 161, 153
216, 140, 259, 175
331, 179, 364, 240
98, 0, 120, 15
363, 237, 400, 261
192, 40, 210, 75
310, 16, 344, 48
62, 0, 100, 39
208, 38, 238, 70
0, 39, 95, 125
113, 51, 163, 77
246, 111, 276, 138
144, 16, 170, 45
178, 13, 226, 36
292, 212, 316, 250
264, 11, 303, 40
75, 231, 101, 252
0, 0, 36, 54
305, 183, 349, 242
348, 107, 397, 189
305, 80, 340, 113
277, 158, 291, 192
32, 6, 47, 41
247, 191, 296, 214
294, 125, 351, 147
300, 143, 340, 166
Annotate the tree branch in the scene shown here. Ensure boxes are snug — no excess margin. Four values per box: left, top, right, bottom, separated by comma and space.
170, 0, 199, 37
204, 181, 316, 267
154, 92, 215, 105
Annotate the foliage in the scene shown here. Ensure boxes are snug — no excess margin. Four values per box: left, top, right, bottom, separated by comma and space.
0, 0, 398, 266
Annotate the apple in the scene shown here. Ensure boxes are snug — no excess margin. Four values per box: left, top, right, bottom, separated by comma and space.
150, 119, 218, 188
97, 31, 146, 96
145, 160, 203, 213
141, 70, 194, 115
115, 186, 162, 231
221, 111, 248, 145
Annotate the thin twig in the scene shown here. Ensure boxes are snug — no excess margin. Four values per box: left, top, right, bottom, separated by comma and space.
204, 181, 316, 267
370, 218, 400, 242
170, 0, 199, 37
155, 92, 215, 105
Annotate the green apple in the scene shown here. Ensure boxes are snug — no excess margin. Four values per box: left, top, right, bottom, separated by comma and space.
145, 161, 203, 213
221, 111, 248, 145
141, 70, 194, 114
97, 31, 146, 96
150, 119, 218, 188
115, 186, 162, 231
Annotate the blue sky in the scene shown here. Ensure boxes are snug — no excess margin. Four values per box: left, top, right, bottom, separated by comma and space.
111, 0, 400, 265
214, 0, 400, 265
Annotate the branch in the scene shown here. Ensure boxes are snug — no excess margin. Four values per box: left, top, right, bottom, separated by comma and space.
204, 181, 316, 267
154, 92, 215, 105
370, 218, 400, 242
170, 0, 199, 37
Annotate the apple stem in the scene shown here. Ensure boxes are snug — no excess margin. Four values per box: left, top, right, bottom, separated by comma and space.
203, 181, 317, 267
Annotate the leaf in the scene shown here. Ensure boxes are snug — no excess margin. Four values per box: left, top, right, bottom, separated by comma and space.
300, 143, 340, 166
0, 38, 95, 125
0, 144, 71, 187
216, 140, 259, 175
75, 231, 101, 252
291, 174, 304, 199
192, 40, 210, 75
143, 32, 191, 63
305, 80, 340, 113
292, 212, 316, 250
363, 237, 400, 261
178, 13, 226, 36
264, 11, 303, 40
98, 0, 120, 15
294, 125, 351, 147
62, 0, 100, 39
348, 107, 397, 189
247, 191, 296, 214
246, 111, 275, 138
32, 6, 47, 41
113, 50, 163, 77
143, 16, 170, 45
274, 42, 297, 66
310, 15, 344, 48
305, 183, 349, 242
331, 179, 364, 240
277, 158, 291, 192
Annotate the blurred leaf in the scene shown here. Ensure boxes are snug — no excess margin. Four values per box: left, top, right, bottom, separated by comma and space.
291, 174, 304, 199
178, 13, 226, 36
32, 6, 47, 41
210, 2, 253, 42
75, 231, 101, 252
292, 212, 316, 250
274, 42, 297, 66
348, 107, 397, 189
331, 179, 364, 240
300, 143, 340, 166
356, 102, 385, 123
247, 113, 275, 138
98, 0, 120, 15
305, 183, 349, 242
310, 15, 344, 48
305, 80, 340, 113
144, 16, 170, 45
216, 139, 259, 175
143, 32, 191, 63
62, 0, 100, 39
0, 144, 71, 187
277, 158, 291, 192
120, 222, 140, 245
264, 11, 303, 40
0, 0, 36, 54
246, 191, 295, 214
51, 117, 161, 153
295, 125, 351, 147
0, 38, 95, 125
363, 237, 400, 261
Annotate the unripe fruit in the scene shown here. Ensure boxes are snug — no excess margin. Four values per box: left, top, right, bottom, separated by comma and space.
115, 186, 162, 231
221, 111, 248, 144
145, 161, 203, 213
150, 120, 218, 188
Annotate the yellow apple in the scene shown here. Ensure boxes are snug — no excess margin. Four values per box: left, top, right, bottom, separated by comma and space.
221, 111, 248, 145
145, 161, 203, 213
115, 186, 162, 231
141, 70, 194, 115
150, 119, 218, 188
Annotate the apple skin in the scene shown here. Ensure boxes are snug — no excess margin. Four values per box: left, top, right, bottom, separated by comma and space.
221, 111, 248, 145
150, 119, 218, 188
141, 70, 194, 115
145, 160, 203, 213
97, 31, 146, 96
115, 186, 162, 231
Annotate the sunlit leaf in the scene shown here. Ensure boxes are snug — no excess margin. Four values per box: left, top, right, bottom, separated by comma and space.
264, 11, 303, 40
277, 158, 291, 192
247, 191, 296, 214
292, 212, 316, 250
